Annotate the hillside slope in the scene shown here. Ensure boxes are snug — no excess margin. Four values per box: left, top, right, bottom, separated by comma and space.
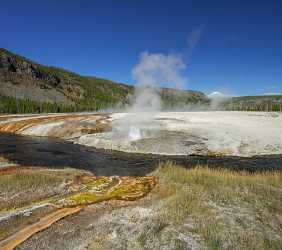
0, 48, 207, 113
221, 95, 282, 111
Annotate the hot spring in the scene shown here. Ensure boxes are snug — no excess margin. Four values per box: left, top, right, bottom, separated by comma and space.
74, 111, 282, 157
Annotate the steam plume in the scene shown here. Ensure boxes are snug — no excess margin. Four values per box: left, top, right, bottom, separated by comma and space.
131, 51, 187, 111
208, 91, 230, 109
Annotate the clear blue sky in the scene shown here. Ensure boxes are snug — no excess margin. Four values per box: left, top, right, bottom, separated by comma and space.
1, 0, 282, 96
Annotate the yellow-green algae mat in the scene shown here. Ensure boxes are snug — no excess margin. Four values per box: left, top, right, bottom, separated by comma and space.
0, 171, 157, 250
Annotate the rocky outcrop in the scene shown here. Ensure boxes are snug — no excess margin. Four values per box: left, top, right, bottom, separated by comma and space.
0, 49, 85, 103
0, 51, 60, 85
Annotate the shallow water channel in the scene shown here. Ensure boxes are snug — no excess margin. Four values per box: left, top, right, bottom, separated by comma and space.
0, 133, 281, 175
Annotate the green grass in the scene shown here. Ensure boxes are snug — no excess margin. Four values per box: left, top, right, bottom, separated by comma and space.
0, 170, 63, 210
152, 162, 282, 249
0, 171, 61, 193
0, 168, 88, 210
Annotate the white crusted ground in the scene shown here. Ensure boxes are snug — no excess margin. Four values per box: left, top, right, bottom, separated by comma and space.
75, 112, 282, 157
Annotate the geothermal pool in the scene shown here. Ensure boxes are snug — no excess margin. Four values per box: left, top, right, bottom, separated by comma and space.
0, 111, 282, 173
0, 111, 281, 157
74, 112, 282, 157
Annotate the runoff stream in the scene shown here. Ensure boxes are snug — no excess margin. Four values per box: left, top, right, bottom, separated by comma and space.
0, 133, 281, 176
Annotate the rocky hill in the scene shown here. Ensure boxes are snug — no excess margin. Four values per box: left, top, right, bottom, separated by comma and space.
0, 48, 207, 113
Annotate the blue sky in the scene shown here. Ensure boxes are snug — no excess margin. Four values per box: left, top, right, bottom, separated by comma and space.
1, 0, 282, 96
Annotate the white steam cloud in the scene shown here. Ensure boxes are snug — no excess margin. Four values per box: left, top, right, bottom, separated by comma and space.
208, 91, 230, 110
113, 52, 187, 142
110, 29, 203, 143
130, 51, 187, 111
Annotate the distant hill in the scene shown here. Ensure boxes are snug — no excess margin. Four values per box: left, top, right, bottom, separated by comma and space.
0, 48, 207, 113
1, 48, 281, 113
220, 95, 282, 112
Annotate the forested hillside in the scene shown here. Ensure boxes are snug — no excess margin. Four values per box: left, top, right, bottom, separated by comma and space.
0, 48, 207, 113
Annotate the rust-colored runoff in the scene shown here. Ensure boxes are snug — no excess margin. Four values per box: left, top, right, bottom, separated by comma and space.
0, 207, 83, 250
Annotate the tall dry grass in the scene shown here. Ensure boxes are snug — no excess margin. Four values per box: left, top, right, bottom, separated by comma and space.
152, 162, 282, 249
0, 168, 87, 210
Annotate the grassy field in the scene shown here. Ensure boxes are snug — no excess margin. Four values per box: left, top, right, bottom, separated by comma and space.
152, 163, 282, 249
0, 167, 87, 210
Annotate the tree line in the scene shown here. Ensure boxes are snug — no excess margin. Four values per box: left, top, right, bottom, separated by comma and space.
0, 95, 115, 114
1, 95, 282, 114
221, 102, 282, 112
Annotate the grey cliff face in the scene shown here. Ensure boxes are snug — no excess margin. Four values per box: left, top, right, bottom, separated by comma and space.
0, 51, 61, 87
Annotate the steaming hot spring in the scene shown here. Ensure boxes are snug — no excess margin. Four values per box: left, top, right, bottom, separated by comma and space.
75, 111, 282, 157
